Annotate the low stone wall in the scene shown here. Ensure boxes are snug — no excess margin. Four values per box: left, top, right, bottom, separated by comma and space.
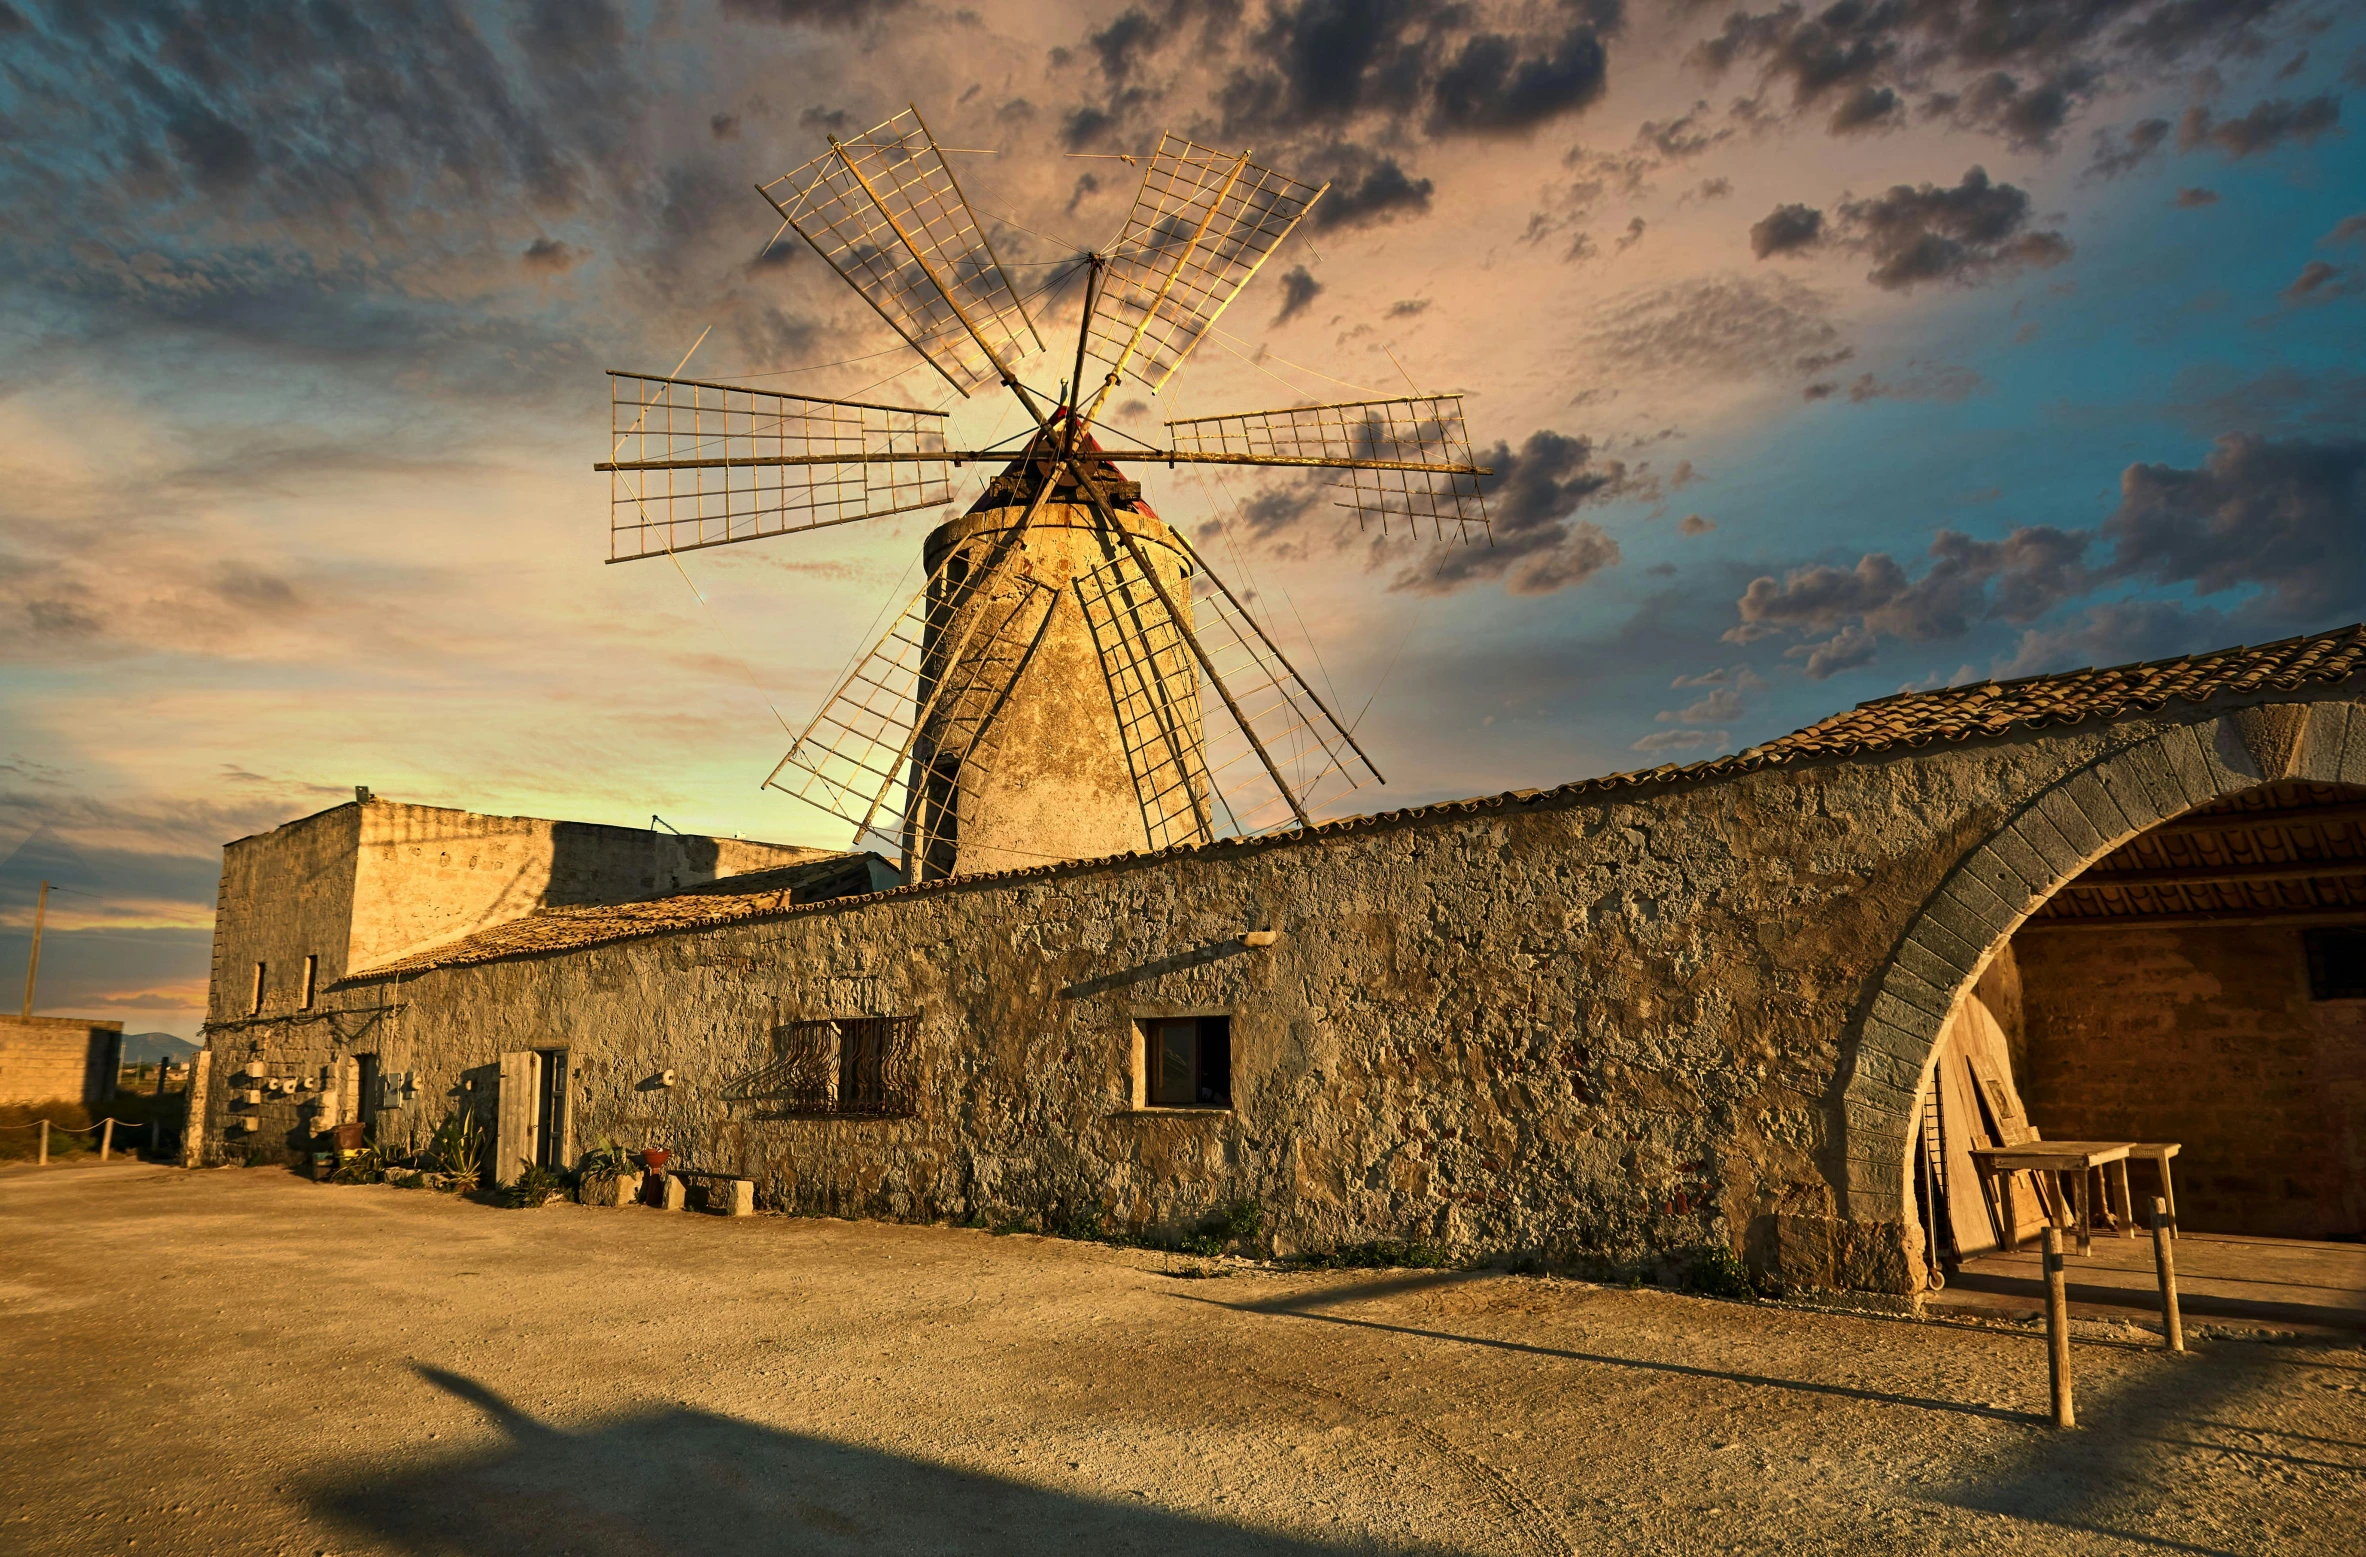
0, 1016, 124, 1108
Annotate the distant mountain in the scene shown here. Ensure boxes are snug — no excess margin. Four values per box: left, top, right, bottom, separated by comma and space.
121, 1032, 200, 1064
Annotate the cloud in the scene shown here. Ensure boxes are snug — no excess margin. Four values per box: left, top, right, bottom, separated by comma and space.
1586, 272, 1845, 384
520, 237, 580, 274
1726, 431, 2366, 678
1828, 84, 1903, 135
1631, 727, 1725, 754
1788, 622, 1878, 678
2324, 213, 2366, 246
1393, 430, 1631, 596
1832, 167, 2072, 290
2179, 94, 2341, 158
1213, 0, 1619, 140
2281, 260, 2349, 302
2087, 117, 2171, 179
2105, 433, 2366, 619
1306, 152, 1436, 230
1727, 525, 2094, 674
1750, 168, 2068, 290
1686, 0, 2289, 156
1272, 265, 1323, 325
1749, 203, 1825, 258
720, 0, 911, 25
1657, 685, 1742, 722
1843, 363, 1985, 403
1680, 513, 1716, 535
2174, 186, 2220, 207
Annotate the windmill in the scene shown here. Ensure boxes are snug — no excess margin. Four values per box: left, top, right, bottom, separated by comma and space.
597, 107, 1492, 882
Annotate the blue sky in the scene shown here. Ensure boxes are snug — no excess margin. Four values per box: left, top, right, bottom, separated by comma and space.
2, 0, 2362, 1037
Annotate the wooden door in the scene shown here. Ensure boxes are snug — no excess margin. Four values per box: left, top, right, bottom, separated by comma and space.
495, 1051, 535, 1187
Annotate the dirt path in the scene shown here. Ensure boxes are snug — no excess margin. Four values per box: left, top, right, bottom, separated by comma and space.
3, 1164, 2359, 1555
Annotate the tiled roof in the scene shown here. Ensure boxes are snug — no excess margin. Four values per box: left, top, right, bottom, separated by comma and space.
1743, 622, 2366, 761
340, 622, 2366, 980
349, 854, 891, 979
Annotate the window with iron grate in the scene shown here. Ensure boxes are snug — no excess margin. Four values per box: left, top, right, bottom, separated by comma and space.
727, 1016, 919, 1116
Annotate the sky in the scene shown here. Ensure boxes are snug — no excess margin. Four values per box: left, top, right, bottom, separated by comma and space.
2, 0, 2362, 1040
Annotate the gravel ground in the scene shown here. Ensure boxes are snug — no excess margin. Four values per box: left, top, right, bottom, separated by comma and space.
3, 1162, 2360, 1556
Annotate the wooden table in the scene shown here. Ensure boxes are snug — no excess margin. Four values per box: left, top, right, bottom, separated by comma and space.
2115, 1142, 2182, 1237
1970, 1142, 2133, 1255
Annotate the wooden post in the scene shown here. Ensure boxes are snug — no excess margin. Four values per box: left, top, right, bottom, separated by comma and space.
99, 1118, 113, 1162
37, 1119, 49, 1167
2150, 1196, 2184, 1353
2043, 1225, 2075, 1428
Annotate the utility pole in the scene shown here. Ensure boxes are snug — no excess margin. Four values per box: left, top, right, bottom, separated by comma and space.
21, 879, 47, 1019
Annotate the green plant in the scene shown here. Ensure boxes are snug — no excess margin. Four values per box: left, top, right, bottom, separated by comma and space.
329, 1148, 384, 1185
1300, 1239, 1451, 1271
574, 1141, 629, 1181
1218, 1197, 1263, 1244
1684, 1243, 1757, 1301
503, 1163, 562, 1209
428, 1110, 486, 1190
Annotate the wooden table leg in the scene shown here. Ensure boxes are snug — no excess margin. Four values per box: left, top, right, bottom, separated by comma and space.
2075, 1167, 2093, 1255
2157, 1154, 2179, 1242
2112, 1159, 2135, 1239
2001, 1173, 2020, 1255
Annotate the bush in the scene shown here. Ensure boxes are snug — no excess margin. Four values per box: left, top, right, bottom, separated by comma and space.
329, 1148, 385, 1185
1684, 1242, 1758, 1301
1300, 1239, 1452, 1271
502, 1164, 562, 1209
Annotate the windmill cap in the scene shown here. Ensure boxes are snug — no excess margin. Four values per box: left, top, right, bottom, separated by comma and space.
960, 414, 1160, 524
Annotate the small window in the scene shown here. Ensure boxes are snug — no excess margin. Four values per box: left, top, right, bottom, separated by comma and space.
2304, 928, 2366, 1000
1141, 1015, 1231, 1109
300, 955, 318, 1010
250, 961, 267, 1016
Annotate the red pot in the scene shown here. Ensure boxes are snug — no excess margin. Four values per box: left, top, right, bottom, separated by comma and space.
639, 1148, 670, 1172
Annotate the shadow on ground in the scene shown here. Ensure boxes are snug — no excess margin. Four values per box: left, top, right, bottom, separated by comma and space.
313, 1366, 1399, 1557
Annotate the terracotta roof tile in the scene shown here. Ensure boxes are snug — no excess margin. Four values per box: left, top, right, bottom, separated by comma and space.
341, 622, 2366, 981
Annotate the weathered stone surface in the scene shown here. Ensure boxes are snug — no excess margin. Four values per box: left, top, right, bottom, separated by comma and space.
193, 699, 2365, 1297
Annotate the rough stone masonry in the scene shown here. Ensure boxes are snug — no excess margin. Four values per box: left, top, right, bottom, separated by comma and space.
192, 628, 2366, 1299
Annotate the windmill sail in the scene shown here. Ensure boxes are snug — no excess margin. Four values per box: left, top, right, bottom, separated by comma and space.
764, 534, 1057, 850
760, 107, 1041, 396
1088, 134, 1325, 391
1075, 539, 1378, 840
1165, 396, 1491, 544
1072, 552, 1216, 851
605, 372, 952, 562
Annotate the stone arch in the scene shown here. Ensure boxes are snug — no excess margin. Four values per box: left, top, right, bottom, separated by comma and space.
1837, 696, 2366, 1244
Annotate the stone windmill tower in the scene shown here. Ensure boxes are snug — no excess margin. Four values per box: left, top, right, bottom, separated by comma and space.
598, 108, 1493, 881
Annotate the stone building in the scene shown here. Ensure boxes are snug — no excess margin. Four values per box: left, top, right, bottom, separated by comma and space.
189, 627, 2366, 1299
0, 1015, 124, 1108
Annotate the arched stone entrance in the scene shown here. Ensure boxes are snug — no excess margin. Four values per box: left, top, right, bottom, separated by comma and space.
1838, 699, 2366, 1271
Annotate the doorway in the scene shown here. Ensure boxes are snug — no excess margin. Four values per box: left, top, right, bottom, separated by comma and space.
533, 1049, 569, 1172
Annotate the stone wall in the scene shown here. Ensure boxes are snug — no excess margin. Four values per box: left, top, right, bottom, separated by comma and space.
209, 798, 837, 1028
2015, 924, 2366, 1238
0, 1016, 124, 1107
198, 691, 2366, 1294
